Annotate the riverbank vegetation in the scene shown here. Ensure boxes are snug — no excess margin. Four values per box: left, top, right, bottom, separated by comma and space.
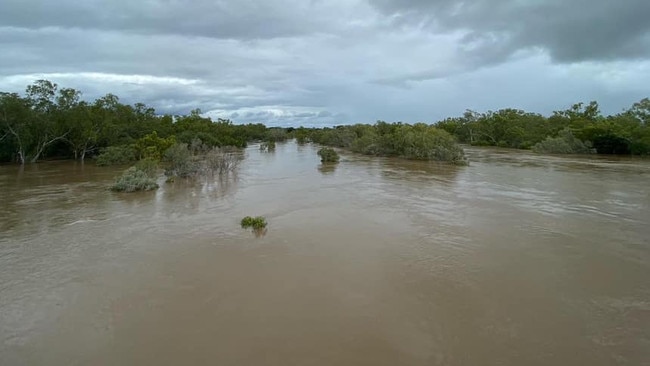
307, 123, 468, 164
2, 80, 649, 168
435, 100, 650, 155
0, 80, 267, 164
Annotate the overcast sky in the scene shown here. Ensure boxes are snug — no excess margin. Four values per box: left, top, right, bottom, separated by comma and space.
1, 0, 649, 126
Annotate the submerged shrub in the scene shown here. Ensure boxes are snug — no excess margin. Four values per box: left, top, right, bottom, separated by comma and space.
533, 128, 593, 154
134, 158, 159, 178
317, 147, 340, 163
163, 143, 242, 178
163, 143, 198, 177
260, 140, 276, 151
205, 147, 241, 175
392, 124, 468, 164
312, 123, 467, 164
241, 216, 268, 230
96, 145, 136, 166
110, 166, 159, 192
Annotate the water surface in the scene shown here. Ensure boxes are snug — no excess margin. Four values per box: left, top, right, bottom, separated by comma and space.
1, 143, 649, 365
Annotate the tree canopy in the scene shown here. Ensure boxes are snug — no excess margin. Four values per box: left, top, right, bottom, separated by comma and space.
1, 80, 648, 164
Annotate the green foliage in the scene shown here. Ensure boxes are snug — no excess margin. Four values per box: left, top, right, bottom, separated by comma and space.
2, 80, 649, 164
134, 158, 159, 178
0, 81, 270, 163
95, 145, 137, 166
134, 131, 176, 160
294, 127, 310, 144
311, 122, 467, 164
265, 128, 289, 142
532, 128, 594, 154
317, 147, 340, 162
240, 216, 268, 230
110, 166, 159, 192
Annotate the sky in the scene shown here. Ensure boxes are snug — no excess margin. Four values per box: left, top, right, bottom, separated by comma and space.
1, 0, 649, 126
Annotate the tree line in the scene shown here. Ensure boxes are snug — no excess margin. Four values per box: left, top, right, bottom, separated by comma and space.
2, 80, 648, 165
0, 80, 268, 163
434, 100, 650, 155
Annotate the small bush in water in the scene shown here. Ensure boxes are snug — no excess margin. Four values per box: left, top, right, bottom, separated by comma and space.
241, 216, 268, 230
260, 140, 276, 152
134, 158, 159, 178
163, 143, 198, 178
317, 147, 340, 163
110, 166, 159, 192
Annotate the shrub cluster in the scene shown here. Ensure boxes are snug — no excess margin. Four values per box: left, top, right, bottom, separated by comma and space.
317, 147, 340, 163
533, 128, 594, 154
241, 216, 268, 230
110, 166, 159, 192
162, 143, 241, 178
310, 122, 468, 165
260, 140, 276, 152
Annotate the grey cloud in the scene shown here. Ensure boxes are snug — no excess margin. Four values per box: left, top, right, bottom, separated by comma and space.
0, 0, 346, 40
369, 0, 650, 63
0, 0, 647, 127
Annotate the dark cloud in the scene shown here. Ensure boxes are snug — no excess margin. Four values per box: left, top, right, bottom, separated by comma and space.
369, 0, 650, 62
0, 1, 648, 126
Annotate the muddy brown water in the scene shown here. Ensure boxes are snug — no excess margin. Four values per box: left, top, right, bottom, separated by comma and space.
1, 142, 649, 365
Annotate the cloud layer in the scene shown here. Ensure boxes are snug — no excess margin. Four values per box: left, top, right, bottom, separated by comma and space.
1, 0, 648, 126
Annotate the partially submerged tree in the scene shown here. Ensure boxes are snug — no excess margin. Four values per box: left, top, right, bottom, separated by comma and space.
317, 147, 340, 163
533, 128, 593, 154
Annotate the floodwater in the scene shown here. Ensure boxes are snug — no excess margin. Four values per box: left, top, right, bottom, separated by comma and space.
1, 142, 649, 365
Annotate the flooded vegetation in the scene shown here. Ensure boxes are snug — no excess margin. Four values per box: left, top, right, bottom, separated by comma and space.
1, 142, 649, 365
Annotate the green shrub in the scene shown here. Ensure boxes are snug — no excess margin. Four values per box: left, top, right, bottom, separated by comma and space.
317, 147, 340, 162
265, 128, 289, 142
110, 166, 159, 192
134, 131, 176, 160
393, 124, 468, 164
241, 216, 268, 230
312, 123, 467, 164
533, 128, 594, 154
96, 145, 136, 166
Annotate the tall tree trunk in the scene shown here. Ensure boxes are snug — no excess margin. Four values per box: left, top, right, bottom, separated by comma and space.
30, 132, 69, 163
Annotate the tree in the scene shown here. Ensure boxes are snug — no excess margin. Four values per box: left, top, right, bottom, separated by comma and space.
25, 80, 72, 162
0, 92, 31, 163
627, 98, 650, 126
64, 102, 101, 160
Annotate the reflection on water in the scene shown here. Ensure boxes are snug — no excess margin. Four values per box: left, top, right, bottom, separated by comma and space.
1, 142, 650, 366
318, 163, 337, 175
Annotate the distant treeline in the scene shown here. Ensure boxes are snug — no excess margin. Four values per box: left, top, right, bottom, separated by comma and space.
0, 80, 268, 163
434, 101, 650, 155
1, 80, 648, 164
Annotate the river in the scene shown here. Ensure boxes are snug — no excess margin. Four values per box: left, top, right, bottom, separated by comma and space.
1, 142, 649, 365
